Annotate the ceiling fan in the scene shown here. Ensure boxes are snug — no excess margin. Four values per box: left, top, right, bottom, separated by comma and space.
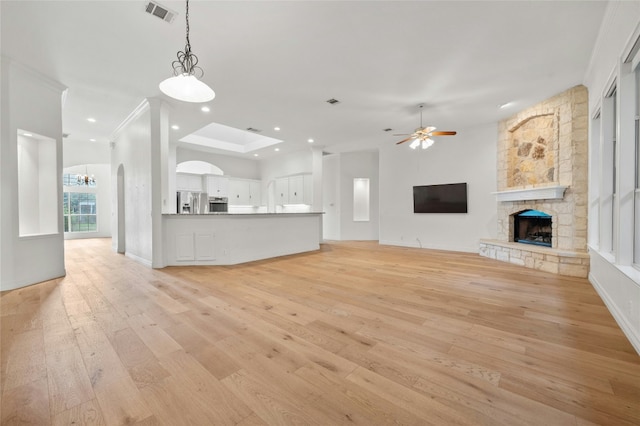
395, 104, 457, 149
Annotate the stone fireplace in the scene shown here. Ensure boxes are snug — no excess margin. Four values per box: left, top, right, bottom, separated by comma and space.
480, 85, 590, 277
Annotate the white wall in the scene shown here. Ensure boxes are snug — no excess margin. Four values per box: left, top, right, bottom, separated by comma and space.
110, 103, 153, 266
63, 164, 112, 239
584, 1, 640, 353
322, 154, 341, 240
379, 123, 498, 252
63, 139, 111, 168
1, 58, 67, 290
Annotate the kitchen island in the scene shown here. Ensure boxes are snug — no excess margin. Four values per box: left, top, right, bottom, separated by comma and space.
162, 212, 323, 266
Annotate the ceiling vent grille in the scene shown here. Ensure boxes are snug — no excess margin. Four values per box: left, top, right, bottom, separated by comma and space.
246, 127, 262, 133
326, 98, 340, 105
144, 1, 176, 23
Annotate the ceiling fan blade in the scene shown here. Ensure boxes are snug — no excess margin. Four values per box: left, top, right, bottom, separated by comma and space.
431, 131, 457, 136
395, 136, 414, 145
392, 133, 410, 136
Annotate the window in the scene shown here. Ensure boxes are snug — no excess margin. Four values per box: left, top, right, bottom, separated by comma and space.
612, 89, 618, 255
635, 69, 640, 266
63, 192, 97, 232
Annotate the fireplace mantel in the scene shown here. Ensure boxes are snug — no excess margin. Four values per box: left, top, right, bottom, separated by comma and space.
493, 185, 568, 202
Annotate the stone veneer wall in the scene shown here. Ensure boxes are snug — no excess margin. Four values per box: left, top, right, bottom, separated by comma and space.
480, 85, 590, 277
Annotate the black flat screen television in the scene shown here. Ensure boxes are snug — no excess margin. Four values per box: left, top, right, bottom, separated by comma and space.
413, 183, 468, 213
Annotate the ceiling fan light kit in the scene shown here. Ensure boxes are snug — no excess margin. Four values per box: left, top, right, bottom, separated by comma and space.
396, 104, 456, 150
159, 0, 215, 103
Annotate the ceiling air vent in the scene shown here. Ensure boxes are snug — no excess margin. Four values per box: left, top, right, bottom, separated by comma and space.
62, 133, 70, 138
246, 127, 262, 133
383, 128, 393, 132
144, 1, 176, 23
326, 98, 340, 105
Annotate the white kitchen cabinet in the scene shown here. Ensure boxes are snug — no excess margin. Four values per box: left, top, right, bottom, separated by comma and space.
175, 231, 216, 261
175, 233, 195, 261
206, 175, 229, 197
229, 178, 261, 206
303, 173, 313, 205
275, 174, 312, 205
275, 177, 289, 205
176, 173, 204, 192
249, 180, 261, 206
288, 175, 304, 204
229, 179, 249, 205
194, 233, 216, 260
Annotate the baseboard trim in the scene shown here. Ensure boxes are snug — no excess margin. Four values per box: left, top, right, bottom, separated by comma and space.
589, 271, 640, 355
125, 252, 152, 268
379, 239, 478, 253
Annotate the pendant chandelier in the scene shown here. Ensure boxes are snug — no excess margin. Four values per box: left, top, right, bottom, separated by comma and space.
159, 0, 215, 103
76, 166, 96, 186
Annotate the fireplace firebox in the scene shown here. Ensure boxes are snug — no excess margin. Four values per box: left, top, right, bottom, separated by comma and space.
513, 210, 552, 247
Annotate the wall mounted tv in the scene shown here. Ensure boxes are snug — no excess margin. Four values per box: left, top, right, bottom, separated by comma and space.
413, 183, 468, 213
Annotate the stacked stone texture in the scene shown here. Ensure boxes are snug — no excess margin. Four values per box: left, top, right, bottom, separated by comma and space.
482, 85, 589, 278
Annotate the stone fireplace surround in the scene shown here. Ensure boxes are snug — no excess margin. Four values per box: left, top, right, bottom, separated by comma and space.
480, 86, 590, 278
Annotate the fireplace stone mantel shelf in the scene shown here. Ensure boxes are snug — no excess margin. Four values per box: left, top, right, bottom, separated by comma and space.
493, 185, 568, 202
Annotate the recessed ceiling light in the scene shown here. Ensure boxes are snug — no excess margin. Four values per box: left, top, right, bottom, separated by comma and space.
87, 117, 96, 123
274, 127, 280, 131
171, 125, 180, 130
201, 106, 210, 112
275, 148, 280, 152
498, 102, 513, 109
253, 153, 259, 157
89, 138, 96, 142
308, 138, 314, 143
23, 133, 33, 137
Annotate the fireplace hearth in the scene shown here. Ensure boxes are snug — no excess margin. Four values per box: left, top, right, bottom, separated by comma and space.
513, 210, 552, 247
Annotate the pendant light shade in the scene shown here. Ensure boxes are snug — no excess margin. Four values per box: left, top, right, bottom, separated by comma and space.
159, 74, 215, 103
159, 0, 215, 103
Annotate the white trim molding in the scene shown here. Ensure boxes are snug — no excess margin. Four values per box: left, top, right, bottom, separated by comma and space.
493, 185, 568, 202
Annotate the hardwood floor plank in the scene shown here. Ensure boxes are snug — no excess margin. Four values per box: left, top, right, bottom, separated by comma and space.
1, 328, 47, 391
52, 399, 106, 426
2, 238, 638, 425
93, 375, 153, 425
0, 378, 50, 425
156, 350, 253, 424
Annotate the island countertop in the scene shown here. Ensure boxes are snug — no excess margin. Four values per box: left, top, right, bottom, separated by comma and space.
163, 212, 324, 217
162, 212, 323, 266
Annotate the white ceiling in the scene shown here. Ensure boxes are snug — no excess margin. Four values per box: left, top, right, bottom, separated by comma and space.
1, 1, 607, 160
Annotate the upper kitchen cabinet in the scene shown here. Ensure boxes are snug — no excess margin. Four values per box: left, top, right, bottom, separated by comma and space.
275, 177, 289, 205
177, 172, 204, 192
276, 174, 312, 205
229, 178, 261, 206
205, 175, 229, 198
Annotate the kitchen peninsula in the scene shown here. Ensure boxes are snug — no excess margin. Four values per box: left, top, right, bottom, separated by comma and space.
163, 212, 323, 266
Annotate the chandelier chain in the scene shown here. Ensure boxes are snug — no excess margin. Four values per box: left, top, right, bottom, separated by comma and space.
171, 0, 204, 79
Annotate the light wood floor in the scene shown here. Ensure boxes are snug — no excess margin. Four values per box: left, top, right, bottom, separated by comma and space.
1, 238, 639, 425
